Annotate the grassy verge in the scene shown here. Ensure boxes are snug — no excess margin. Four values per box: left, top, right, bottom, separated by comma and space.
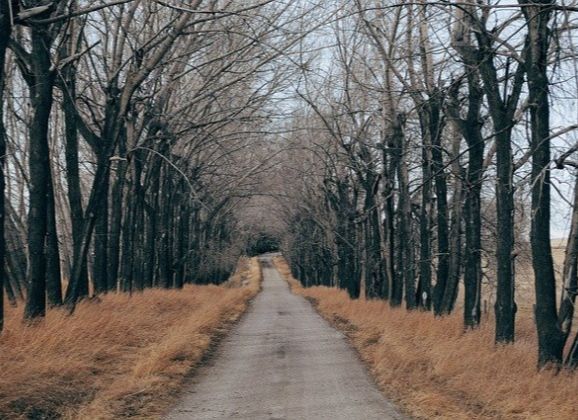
274, 256, 578, 420
0, 257, 262, 420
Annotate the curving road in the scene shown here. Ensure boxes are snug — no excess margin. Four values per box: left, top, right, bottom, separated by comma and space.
166, 255, 404, 420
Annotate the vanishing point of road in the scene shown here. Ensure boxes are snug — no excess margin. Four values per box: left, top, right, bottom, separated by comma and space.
166, 255, 404, 420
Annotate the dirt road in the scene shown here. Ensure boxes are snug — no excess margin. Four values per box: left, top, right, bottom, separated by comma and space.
166, 256, 403, 419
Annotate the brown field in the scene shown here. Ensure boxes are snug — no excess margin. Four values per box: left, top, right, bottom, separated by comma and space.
455, 243, 569, 319
274, 256, 578, 420
0, 257, 262, 420
508, 243, 566, 314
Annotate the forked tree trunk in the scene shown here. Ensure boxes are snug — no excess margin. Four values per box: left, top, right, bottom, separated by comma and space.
475, 32, 524, 344
451, 10, 487, 328
65, 145, 114, 310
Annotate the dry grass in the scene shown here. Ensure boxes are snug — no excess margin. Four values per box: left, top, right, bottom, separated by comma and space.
274, 257, 578, 420
0, 257, 262, 420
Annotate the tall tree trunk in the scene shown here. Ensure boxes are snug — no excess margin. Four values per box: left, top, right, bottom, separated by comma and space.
174, 190, 188, 289
24, 27, 55, 320
0, 1, 10, 331
386, 189, 401, 305
107, 134, 128, 291
522, 0, 565, 367
65, 147, 113, 310
120, 178, 134, 292
417, 113, 433, 310
6, 205, 26, 298
45, 175, 62, 307
561, 175, 578, 367
143, 151, 163, 287
120, 153, 146, 292
90, 91, 123, 296
440, 127, 464, 315
462, 72, 485, 328
159, 171, 173, 289
121, 155, 142, 291
337, 219, 359, 298
429, 93, 450, 316
363, 185, 386, 299
92, 152, 109, 295
453, 1, 523, 343
444, 209, 462, 314
383, 149, 399, 304
393, 115, 416, 310
62, 66, 89, 300
450, 5, 486, 328
476, 34, 524, 345
387, 115, 406, 306
329, 181, 360, 298
493, 122, 517, 343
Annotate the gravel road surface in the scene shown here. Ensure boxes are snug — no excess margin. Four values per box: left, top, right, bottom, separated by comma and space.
166, 255, 403, 420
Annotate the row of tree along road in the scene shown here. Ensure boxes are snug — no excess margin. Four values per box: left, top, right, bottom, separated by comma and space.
275, 1, 578, 370
3, 0, 578, 372
0, 1, 307, 327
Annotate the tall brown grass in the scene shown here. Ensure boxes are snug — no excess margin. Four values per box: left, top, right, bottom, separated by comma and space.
274, 257, 578, 420
0, 257, 262, 420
